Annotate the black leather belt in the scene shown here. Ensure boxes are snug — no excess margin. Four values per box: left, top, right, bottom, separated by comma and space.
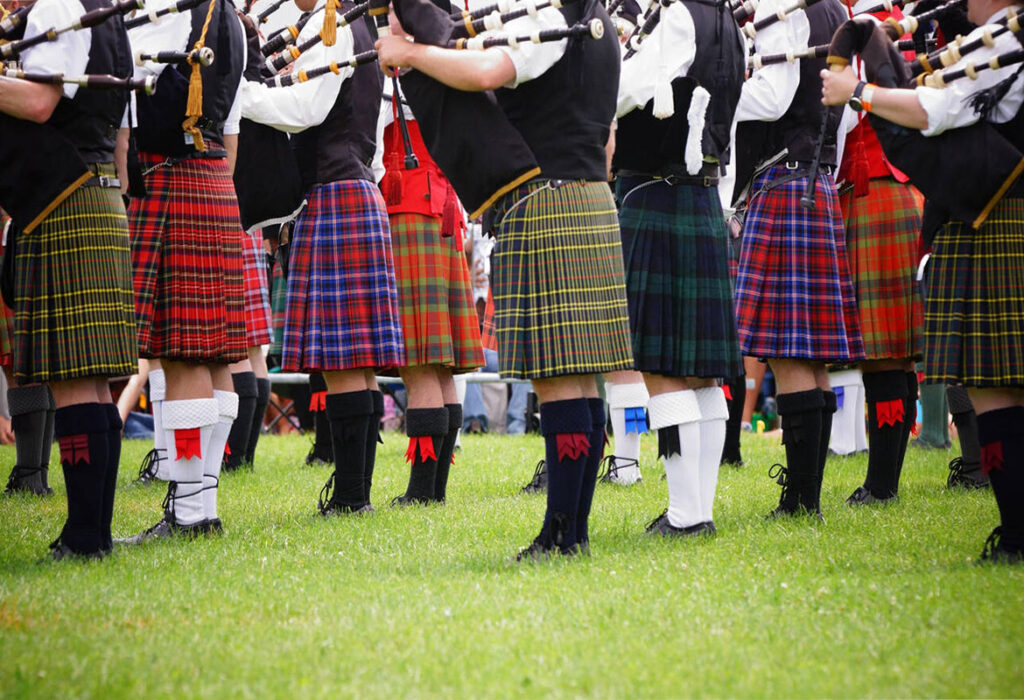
82, 174, 121, 189
618, 164, 720, 187
141, 149, 229, 176
780, 160, 835, 175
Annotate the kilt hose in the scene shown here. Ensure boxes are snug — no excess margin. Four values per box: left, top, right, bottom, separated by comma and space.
734, 165, 865, 363
283, 180, 405, 373
925, 196, 1024, 387
241, 227, 273, 347
129, 153, 247, 364
841, 179, 924, 361
389, 213, 483, 372
490, 179, 634, 379
616, 176, 742, 379
13, 179, 137, 384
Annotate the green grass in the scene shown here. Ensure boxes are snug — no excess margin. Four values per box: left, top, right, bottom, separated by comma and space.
1, 431, 1022, 699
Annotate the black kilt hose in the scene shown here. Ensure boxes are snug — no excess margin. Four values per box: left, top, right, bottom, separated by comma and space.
616, 176, 742, 379
489, 180, 634, 379
925, 196, 1024, 387
13, 175, 137, 385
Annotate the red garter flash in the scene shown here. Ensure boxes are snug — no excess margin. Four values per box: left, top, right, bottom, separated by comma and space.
556, 433, 591, 462
722, 384, 732, 401
175, 427, 203, 461
981, 442, 1004, 475
405, 435, 437, 464
308, 391, 327, 412
58, 434, 90, 466
876, 399, 904, 428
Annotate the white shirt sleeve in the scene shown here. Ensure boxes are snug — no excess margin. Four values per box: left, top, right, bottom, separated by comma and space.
240, 9, 354, 133
733, 0, 808, 121
468, 2, 569, 87
222, 15, 248, 136
372, 101, 387, 184
128, 0, 192, 81
916, 19, 1024, 136
19, 0, 90, 100
616, 2, 697, 117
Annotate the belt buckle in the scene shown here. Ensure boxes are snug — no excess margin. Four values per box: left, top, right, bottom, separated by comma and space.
663, 174, 681, 186
783, 161, 801, 171
702, 175, 715, 188
97, 175, 114, 188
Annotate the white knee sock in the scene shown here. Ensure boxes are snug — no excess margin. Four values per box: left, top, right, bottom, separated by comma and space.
204, 390, 238, 522
694, 387, 728, 524
149, 369, 170, 480
828, 369, 863, 456
607, 381, 650, 484
649, 390, 702, 528
162, 398, 218, 526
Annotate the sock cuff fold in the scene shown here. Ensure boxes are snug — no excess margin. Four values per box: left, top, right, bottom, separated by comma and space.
406, 407, 450, 437
231, 371, 259, 399
648, 390, 701, 430
863, 370, 909, 403
445, 403, 463, 431
7, 384, 50, 416
607, 382, 650, 410
588, 398, 606, 428
215, 390, 239, 421
694, 387, 729, 422
162, 399, 220, 431
54, 402, 110, 436
776, 388, 825, 415
149, 369, 166, 402
540, 398, 593, 436
325, 390, 373, 419
978, 406, 1024, 446
946, 384, 974, 415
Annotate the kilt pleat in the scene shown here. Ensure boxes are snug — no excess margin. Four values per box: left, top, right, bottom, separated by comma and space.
283, 180, 405, 373
14, 181, 137, 383
734, 166, 864, 362
0, 233, 13, 368
241, 228, 273, 347
268, 253, 287, 359
617, 177, 742, 378
390, 213, 483, 372
129, 153, 247, 364
842, 179, 924, 361
925, 197, 1024, 386
490, 180, 634, 379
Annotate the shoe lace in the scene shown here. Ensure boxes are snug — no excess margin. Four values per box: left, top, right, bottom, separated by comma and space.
318, 472, 336, 514
947, 456, 965, 487
526, 460, 546, 487
136, 448, 164, 481
980, 526, 1002, 561
768, 462, 791, 502
597, 455, 617, 480
645, 509, 668, 533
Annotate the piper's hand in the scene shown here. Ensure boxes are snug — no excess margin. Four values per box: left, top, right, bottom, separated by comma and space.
820, 65, 859, 106
376, 34, 416, 74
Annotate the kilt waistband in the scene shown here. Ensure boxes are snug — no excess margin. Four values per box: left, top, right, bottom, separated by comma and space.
486, 177, 592, 233
140, 149, 229, 176
616, 162, 720, 188
83, 162, 120, 189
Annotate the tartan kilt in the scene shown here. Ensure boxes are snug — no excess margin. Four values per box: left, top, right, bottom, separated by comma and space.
241, 227, 273, 347
13, 181, 137, 383
283, 180, 405, 373
268, 252, 287, 359
616, 176, 742, 378
925, 197, 1024, 387
490, 180, 634, 379
390, 213, 483, 372
0, 233, 12, 368
129, 153, 247, 364
841, 179, 924, 361
734, 166, 865, 363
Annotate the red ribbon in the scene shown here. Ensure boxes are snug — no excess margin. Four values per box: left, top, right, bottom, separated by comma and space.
876, 399, 905, 428
556, 433, 590, 462
58, 434, 90, 467
405, 436, 437, 464
308, 391, 327, 413
981, 441, 1004, 475
175, 427, 203, 461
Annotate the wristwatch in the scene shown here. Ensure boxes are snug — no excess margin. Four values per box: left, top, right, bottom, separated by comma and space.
848, 80, 868, 112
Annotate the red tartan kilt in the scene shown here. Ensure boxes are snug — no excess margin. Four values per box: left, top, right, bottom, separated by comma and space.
129, 153, 247, 364
241, 228, 272, 347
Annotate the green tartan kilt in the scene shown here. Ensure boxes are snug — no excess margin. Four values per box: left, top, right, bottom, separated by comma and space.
489, 180, 634, 379
13, 181, 137, 384
925, 197, 1024, 387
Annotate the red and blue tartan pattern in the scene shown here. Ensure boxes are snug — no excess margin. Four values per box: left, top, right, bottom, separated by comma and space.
733, 166, 864, 363
489, 180, 634, 379
13, 183, 137, 383
282, 180, 405, 373
390, 213, 482, 372
241, 227, 273, 347
129, 153, 247, 364
925, 197, 1024, 387
842, 179, 924, 361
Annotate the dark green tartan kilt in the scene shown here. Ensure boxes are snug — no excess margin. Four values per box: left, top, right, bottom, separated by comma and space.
489, 180, 634, 379
13, 182, 137, 384
616, 176, 742, 379
925, 196, 1024, 387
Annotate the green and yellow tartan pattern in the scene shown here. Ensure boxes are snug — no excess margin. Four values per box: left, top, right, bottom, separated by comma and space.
490, 180, 634, 379
390, 213, 483, 372
925, 196, 1024, 387
14, 176, 137, 384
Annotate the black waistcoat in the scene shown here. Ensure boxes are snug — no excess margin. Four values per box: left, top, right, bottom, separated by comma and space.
291, 5, 382, 188
135, 0, 245, 155
47, 0, 133, 164
614, 0, 745, 173
495, 0, 620, 181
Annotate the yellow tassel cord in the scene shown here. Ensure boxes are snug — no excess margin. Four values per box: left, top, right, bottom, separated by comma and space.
181, 0, 219, 153
322, 0, 339, 47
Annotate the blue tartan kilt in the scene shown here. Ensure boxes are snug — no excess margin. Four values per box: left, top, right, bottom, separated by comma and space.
616, 176, 742, 378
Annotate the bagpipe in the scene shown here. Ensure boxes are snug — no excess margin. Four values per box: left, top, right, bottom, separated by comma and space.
0, 66, 156, 93
1, 0, 143, 59
910, 6, 1021, 80
124, 0, 210, 29
449, 0, 583, 38
447, 18, 603, 48
264, 2, 370, 72
824, 7, 1024, 228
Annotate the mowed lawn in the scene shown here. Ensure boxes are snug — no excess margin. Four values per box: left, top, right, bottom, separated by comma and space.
1, 430, 1021, 699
